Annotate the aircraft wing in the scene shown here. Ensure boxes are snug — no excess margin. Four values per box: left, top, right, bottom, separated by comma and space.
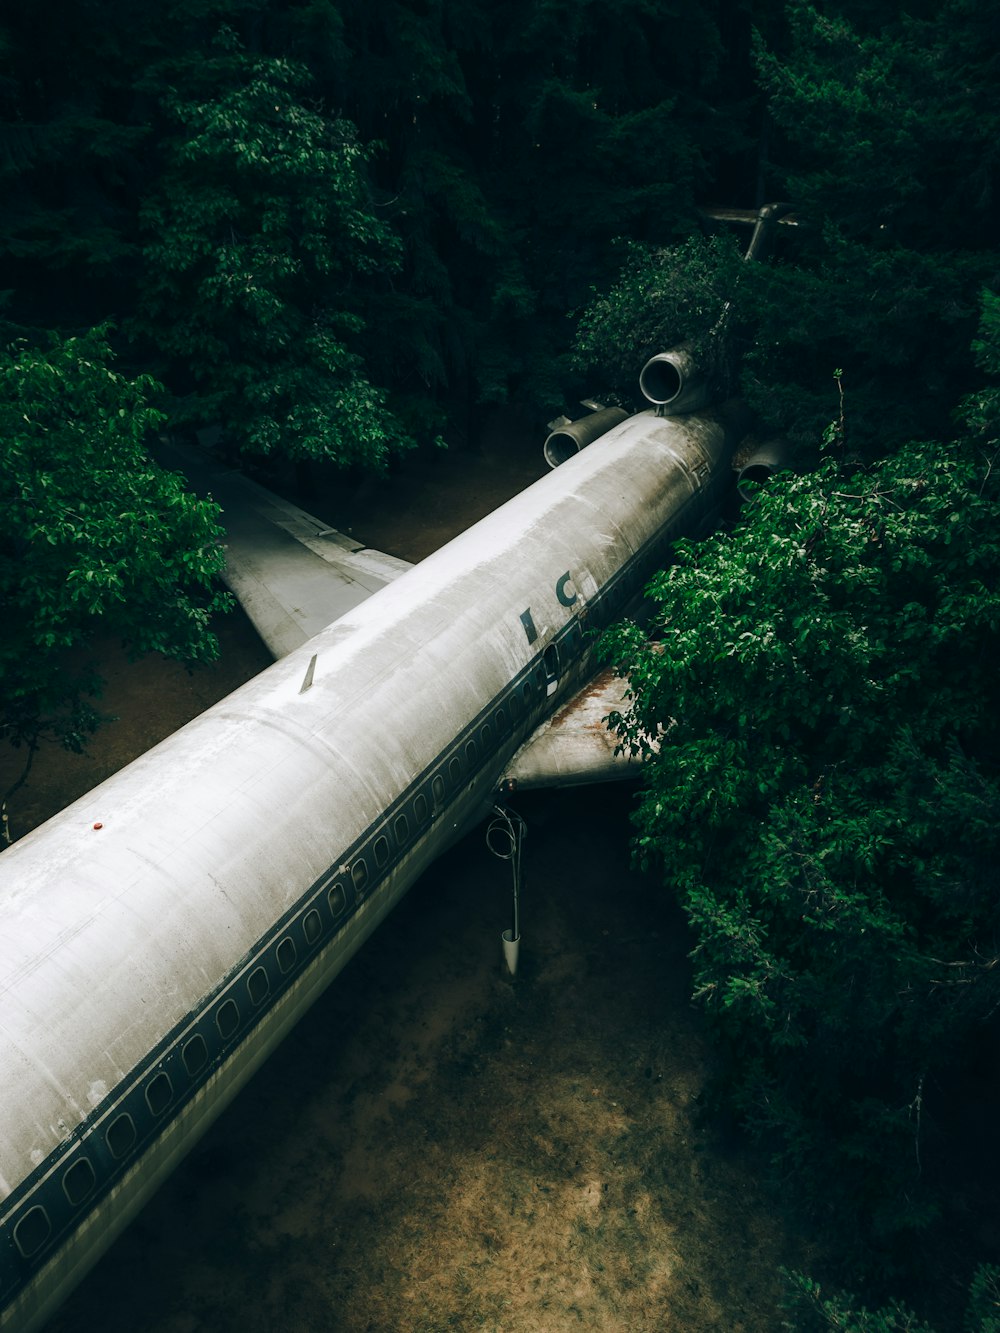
502, 666, 650, 789
160, 440, 412, 658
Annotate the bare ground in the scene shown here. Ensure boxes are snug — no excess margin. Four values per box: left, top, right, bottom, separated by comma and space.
44, 785, 814, 1333
6, 422, 819, 1332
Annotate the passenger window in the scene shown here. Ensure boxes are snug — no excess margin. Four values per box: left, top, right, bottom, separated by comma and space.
352, 860, 368, 893
413, 792, 429, 824
303, 908, 323, 944
480, 723, 492, 750
373, 835, 389, 867
182, 1035, 208, 1077
247, 967, 269, 1006
449, 756, 462, 786
276, 937, 297, 973
431, 775, 445, 806
394, 813, 409, 844
465, 739, 477, 766
146, 1072, 173, 1117
328, 883, 347, 919
13, 1206, 51, 1259
494, 707, 508, 735
63, 1158, 96, 1208
216, 998, 240, 1039
106, 1113, 136, 1159
522, 681, 533, 706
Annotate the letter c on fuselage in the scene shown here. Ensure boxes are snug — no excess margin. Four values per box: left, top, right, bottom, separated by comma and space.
555, 572, 578, 607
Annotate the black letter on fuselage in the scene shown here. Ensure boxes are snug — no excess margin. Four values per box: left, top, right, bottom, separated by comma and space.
555, 572, 578, 607
519, 609, 538, 644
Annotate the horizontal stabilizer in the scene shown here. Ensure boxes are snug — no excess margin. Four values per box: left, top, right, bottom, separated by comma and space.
159, 441, 412, 658
503, 667, 647, 789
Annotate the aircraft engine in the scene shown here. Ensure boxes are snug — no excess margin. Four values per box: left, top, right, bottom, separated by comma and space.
545, 338, 720, 470
543, 406, 628, 469
638, 341, 713, 415
736, 437, 795, 500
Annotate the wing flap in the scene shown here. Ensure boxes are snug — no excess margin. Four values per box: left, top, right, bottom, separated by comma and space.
503, 667, 648, 789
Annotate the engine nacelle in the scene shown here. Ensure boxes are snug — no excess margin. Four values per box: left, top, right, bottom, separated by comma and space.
546, 339, 722, 468
543, 406, 628, 469
736, 437, 795, 500
638, 341, 713, 415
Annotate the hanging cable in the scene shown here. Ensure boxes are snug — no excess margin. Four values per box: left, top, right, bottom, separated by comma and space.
487, 803, 527, 944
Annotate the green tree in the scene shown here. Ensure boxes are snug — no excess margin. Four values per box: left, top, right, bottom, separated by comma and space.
0, 0, 765, 442
600, 379, 1000, 1249
133, 28, 411, 466
745, 0, 1000, 454
572, 231, 749, 407
782, 1263, 1000, 1331
0, 0, 155, 325
305, 0, 755, 426
0, 327, 231, 838
574, 0, 1000, 457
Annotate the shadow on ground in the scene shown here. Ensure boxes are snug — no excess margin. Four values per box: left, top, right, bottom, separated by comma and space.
9, 420, 815, 1331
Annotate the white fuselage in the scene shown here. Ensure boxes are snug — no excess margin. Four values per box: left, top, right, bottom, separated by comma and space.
0, 406, 738, 1330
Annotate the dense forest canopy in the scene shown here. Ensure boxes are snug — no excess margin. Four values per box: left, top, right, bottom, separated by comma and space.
0, 0, 760, 448
3, 0, 1000, 1323
0, 0, 765, 783
3, 0, 996, 455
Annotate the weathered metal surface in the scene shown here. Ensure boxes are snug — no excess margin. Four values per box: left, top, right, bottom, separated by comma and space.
736, 436, 796, 500
543, 406, 629, 469
504, 667, 642, 788
0, 402, 745, 1331
159, 441, 412, 657
639, 342, 713, 416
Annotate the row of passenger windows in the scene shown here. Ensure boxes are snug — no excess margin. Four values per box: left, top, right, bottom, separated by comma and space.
10, 879, 353, 1261
11, 671, 559, 1264
600, 573, 634, 621
345, 694, 538, 893
11, 813, 399, 1260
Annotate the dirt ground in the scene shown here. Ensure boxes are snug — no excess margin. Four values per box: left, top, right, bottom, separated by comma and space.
6, 421, 819, 1332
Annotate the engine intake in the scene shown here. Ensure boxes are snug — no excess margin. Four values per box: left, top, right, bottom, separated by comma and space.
638, 342, 711, 415
543, 406, 628, 469
736, 437, 794, 500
